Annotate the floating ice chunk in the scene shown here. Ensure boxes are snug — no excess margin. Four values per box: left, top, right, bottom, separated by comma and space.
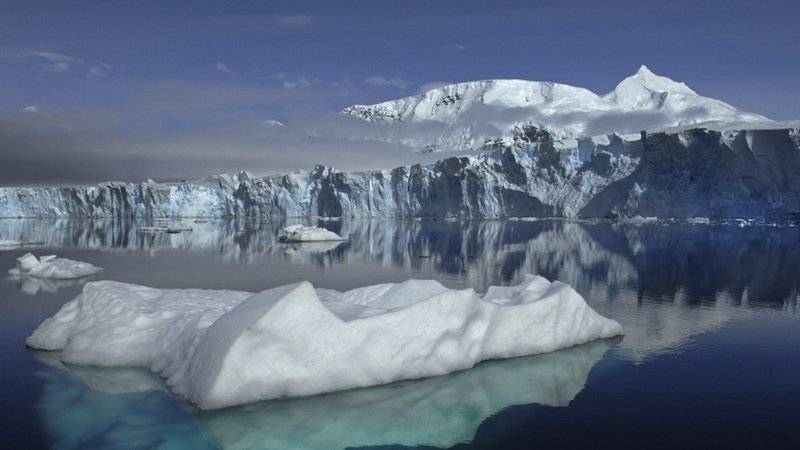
28, 275, 623, 410
627, 215, 658, 225
9, 253, 103, 279
279, 224, 344, 242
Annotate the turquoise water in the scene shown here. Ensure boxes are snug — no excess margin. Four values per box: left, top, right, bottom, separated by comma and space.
1, 219, 798, 449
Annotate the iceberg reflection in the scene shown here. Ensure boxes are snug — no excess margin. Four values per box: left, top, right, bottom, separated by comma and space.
33, 339, 614, 450
32, 352, 215, 450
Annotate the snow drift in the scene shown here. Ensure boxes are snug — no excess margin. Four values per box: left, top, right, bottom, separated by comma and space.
27, 275, 622, 410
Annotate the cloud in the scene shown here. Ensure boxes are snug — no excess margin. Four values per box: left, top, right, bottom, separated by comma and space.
0, 107, 446, 187
215, 62, 234, 76
5, 50, 84, 73
418, 81, 451, 94
442, 44, 468, 51
273, 73, 320, 90
365, 76, 413, 90
87, 63, 112, 77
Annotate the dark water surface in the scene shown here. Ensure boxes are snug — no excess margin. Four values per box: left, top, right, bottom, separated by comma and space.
1, 218, 798, 449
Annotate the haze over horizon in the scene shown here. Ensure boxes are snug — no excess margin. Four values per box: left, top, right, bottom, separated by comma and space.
1, 0, 798, 185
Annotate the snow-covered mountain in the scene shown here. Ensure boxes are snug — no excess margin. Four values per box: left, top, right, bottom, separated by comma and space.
342, 66, 771, 152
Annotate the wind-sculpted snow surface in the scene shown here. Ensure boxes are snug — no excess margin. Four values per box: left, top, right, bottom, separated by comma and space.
1, 128, 798, 220
27, 275, 622, 409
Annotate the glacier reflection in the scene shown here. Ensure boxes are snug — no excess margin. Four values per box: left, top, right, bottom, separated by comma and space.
33, 339, 614, 450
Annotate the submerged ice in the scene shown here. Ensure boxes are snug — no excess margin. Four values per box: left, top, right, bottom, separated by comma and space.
27, 275, 622, 409
34, 339, 613, 450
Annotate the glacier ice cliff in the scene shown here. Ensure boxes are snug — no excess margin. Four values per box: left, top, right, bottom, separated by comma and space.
1, 127, 799, 220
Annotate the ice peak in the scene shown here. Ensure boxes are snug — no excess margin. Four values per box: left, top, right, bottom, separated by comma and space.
614, 65, 696, 97
635, 64, 655, 77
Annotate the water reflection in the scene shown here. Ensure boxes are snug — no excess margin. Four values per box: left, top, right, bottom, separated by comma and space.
33, 352, 216, 450
33, 339, 614, 450
7, 218, 799, 363
6, 275, 94, 295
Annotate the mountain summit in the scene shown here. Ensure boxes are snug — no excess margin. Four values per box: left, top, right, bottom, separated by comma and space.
342, 66, 770, 151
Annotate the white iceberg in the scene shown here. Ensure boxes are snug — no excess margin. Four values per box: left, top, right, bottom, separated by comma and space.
8, 253, 102, 279
27, 275, 622, 410
279, 224, 344, 242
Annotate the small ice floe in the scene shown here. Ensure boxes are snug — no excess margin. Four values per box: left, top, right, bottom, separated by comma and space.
627, 215, 658, 225
139, 226, 193, 234
279, 224, 345, 242
27, 274, 622, 410
9, 253, 102, 279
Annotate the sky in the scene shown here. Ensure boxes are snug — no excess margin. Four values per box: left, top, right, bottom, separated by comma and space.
0, 0, 798, 186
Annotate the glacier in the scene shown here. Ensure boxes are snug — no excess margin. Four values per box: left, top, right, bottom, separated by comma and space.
27, 275, 622, 410
1, 127, 799, 220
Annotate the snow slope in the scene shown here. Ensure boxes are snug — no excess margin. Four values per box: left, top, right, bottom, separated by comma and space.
343, 65, 770, 151
27, 275, 622, 409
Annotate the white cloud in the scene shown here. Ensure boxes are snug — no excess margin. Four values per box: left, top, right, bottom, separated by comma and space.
365, 76, 413, 90
7, 50, 84, 73
216, 62, 235, 76
273, 73, 320, 90
418, 81, 451, 93
22, 106, 39, 113
442, 44, 467, 51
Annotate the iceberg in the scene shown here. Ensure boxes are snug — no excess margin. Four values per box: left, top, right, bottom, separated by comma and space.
279, 224, 344, 242
8, 253, 102, 279
27, 275, 622, 410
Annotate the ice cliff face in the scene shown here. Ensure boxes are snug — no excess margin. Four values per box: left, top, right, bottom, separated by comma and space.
1, 127, 798, 220
342, 66, 770, 152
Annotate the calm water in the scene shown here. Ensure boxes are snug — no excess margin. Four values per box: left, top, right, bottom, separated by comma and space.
1, 218, 799, 449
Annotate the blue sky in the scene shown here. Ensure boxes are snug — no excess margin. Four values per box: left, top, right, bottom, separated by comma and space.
1, 0, 798, 184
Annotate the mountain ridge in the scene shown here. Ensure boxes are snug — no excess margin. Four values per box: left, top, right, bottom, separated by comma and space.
342, 66, 771, 152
